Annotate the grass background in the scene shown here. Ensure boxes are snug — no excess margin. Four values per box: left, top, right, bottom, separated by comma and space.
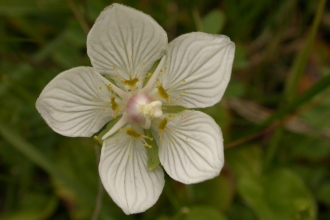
1, 0, 330, 219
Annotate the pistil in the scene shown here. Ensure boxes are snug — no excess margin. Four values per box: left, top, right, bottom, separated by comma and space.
126, 93, 162, 129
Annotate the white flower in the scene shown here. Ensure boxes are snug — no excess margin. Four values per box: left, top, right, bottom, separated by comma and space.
36, 3, 235, 215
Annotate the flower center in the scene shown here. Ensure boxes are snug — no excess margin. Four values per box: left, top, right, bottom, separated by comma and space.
126, 93, 162, 129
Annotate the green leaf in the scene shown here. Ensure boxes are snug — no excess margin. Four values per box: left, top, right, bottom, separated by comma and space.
226, 145, 263, 179
144, 129, 160, 170
192, 174, 234, 211
202, 9, 225, 34
226, 146, 317, 220
4, 193, 58, 220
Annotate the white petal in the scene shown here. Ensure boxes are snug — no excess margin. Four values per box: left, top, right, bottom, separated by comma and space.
152, 110, 224, 184
99, 125, 164, 214
153, 32, 235, 108
87, 3, 167, 91
36, 67, 118, 137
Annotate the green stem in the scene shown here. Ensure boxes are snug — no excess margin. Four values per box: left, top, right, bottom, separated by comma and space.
253, 72, 330, 134
264, 128, 283, 170
192, 8, 203, 32
66, 0, 90, 35
284, 0, 326, 101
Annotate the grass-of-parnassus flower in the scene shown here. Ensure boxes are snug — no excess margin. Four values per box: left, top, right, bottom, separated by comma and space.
36, 3, 235, 214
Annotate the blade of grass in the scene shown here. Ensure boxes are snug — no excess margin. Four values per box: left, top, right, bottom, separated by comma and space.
255, 72, 330, 133
0, 123, 113, 219
66, 0, 89, 35
263, 128, 284, 170
226, 72, 330, 149
284, 0, 326, 101
192, 8, 203, 32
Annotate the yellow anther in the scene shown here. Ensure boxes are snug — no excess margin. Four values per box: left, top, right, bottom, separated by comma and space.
114, 75, 118, 79
144, 135, 153, 141
113, 65, 117, 70
164, 67, 167, 70
115, 139, 119, 142
182, 79, 186, 83
121, 77, 139, 88
107, 84, 112, 90
91, 98, 95, 102
144, 143, 152, 148
128, 155, 132, 158
156, 85, 169, 102
99, 87, 102, 90
126, 128, 140, 138
110, 97, 119, 112
147, 72, 152, 77
142, 62, 146, 66
102, 109, 106, 113
158, 118, 168, 131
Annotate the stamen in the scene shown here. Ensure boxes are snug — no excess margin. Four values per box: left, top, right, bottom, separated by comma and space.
156, 85, 169, 102
158, 117, 168, 133
124, 128, 154, 148
121, 77, 139, 88
96, 71, 128, 102
126, 128, 140, 138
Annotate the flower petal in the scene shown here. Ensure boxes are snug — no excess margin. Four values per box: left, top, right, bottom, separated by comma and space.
152, 110, 224, 184
99, 125, 164, 214
87, 3, 167, 91
36, 67, 119, 137
153, 32, 235, 108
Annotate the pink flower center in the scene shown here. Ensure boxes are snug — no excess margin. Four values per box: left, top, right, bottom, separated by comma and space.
126, 93, 162, 129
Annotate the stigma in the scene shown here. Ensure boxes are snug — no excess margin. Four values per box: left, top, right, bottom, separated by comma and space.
126, 93, 162, 129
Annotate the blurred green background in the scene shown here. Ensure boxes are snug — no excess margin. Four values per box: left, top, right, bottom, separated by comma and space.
1, 0, 330, 219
